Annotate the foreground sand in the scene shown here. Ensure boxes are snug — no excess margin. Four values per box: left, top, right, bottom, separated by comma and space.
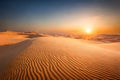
0, 37, 120, 79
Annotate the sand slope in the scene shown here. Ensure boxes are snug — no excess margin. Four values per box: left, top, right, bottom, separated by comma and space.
0, 31, 28, 46
97, 42, 120, 51
0, 39, 33, 74
0, 37, 120, 79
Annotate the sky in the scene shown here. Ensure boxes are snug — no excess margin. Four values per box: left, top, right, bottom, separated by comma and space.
0, 0, 120, 34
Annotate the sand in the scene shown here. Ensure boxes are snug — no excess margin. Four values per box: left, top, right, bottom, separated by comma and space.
0, 37, 120, 79
0, 31, 29, 46
0, 39, 33, 73
97, 42, 120, 51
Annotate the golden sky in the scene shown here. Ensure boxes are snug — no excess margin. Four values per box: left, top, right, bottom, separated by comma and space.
0, 1, 120, 34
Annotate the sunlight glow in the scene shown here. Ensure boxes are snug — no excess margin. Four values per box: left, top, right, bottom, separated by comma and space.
85, 28, 92, 34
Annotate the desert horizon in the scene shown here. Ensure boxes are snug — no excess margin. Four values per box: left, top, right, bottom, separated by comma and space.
0, 0, 120, 79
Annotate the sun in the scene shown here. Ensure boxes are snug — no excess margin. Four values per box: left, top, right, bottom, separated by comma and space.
85, 28, 92, 34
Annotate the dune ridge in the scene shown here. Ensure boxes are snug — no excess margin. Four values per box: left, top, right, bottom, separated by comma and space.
0, 30, 41, 46
0, 31, 28, 46
0, 37, 120, 79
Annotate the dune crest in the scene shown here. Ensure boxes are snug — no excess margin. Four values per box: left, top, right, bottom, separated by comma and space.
0, 31, 28, 46
0, 30, 41, 46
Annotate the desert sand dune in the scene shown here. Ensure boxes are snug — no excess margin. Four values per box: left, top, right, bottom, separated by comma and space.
0, 37, 120, 79
0, 31, 29, 46
0, 39, 33, 74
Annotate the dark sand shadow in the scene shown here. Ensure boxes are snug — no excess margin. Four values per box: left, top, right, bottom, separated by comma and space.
0, 39, 34, 75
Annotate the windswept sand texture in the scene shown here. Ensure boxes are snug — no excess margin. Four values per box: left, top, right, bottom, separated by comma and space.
0, 37, 120, 79
0, 39, 33, 74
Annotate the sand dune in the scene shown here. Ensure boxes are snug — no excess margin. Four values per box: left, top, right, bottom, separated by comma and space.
0, 39, 33, 74
0, 31, 29, 46
0, 37, 120, 79
0, 30, 40, 46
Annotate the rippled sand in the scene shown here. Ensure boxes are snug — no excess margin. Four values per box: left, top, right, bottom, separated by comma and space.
0, 37, 120, 80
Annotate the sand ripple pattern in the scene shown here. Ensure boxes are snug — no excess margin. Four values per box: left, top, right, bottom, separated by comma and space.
1, 37, 120, 80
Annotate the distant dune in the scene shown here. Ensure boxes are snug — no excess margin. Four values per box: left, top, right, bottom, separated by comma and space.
49, 33, 120, 43
90, 34, 120, 43
0, 30, 44, 46
0, 37, 120, 79
0, 31, 29, 46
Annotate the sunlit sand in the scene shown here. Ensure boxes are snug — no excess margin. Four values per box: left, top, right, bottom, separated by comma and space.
0, 31, 29, 46
1, 0, 120, 79
0, 32, 120, 79
0, 30, 41, 46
